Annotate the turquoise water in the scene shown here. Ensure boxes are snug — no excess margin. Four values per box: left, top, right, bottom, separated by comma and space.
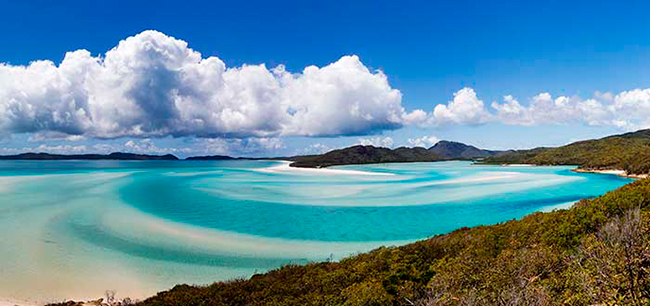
0, 160, 632, 302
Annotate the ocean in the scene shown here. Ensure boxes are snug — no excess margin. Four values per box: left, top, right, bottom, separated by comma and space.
0, 160, 632, 303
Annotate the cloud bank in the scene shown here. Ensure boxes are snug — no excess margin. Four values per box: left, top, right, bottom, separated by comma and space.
0, 30, 417, 140
3, 29, 650, 150
409, 87, 650, 131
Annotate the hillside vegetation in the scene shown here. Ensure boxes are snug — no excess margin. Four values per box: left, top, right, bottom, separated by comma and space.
484, 129, 650, 174
428, 140, 501, 159
289, 145, 442, 168
134, 178, 650, 306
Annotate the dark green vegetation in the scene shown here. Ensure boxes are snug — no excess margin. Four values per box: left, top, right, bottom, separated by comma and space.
484, 129, 650, 175
185, 155, 235, 161
0, 141, 498, 166
289, 145, 441, 168
428, 140, 501, 159
129, 179, 650, 306
289, 141, 500, 168
0, 152, 178, 160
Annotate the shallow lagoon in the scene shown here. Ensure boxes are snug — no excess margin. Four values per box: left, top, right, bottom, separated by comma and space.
0, 160, 632, 303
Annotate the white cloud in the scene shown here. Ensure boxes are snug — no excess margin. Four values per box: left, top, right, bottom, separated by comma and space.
296, 143, 332, 155
430, 88, 493, 125
0, 144, 89, 155
357, 136, 394, 148
197, 137, 284, 155
491, 95, 534, 125
28, 132, 86, 142
4, 29, 650, 146
0, 30, 408, 140
489, 90, 650, 130
607, 88, 650, 130
407, 135, 440, 148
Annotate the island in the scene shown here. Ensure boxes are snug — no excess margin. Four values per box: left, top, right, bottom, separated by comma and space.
0, 152, 179, 161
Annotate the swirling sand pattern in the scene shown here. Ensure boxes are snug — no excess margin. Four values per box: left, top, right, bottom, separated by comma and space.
0, 160, 632, 303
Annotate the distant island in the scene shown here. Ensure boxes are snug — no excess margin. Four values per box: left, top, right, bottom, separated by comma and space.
5, 129, 650, 177
0, 152, 179, 161
289, 145, 441, 168
288, 141, 501, 168
428, 140, 502, 159
185, 155, 235, 161
0, 140, 500, 166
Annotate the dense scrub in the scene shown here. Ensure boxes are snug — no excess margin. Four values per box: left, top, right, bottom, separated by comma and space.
136, 179, 650, 305
484, 129, 650, 174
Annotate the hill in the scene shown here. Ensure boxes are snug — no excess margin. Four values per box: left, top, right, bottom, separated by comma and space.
289, 145, 442, 168
484, 129, 650, 175
185, 155, 235, 161
428, 140, 501, 159
0, 152, 178, 161
126, 178, 650, 305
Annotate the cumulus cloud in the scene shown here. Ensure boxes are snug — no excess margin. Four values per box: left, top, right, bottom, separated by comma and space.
489, 90, 650, 129
357, 136, 394, 148
0, 144, 88, 155
0, 30, 409, 140
403, 87, 493, 127
431, 88, 493, 125
407, 135, 440, 148
405, 87, 650, 131
5, 29, 650, 147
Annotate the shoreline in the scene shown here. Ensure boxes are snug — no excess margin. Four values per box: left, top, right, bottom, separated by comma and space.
572, 168, 649, 179
256, 161, 394, 176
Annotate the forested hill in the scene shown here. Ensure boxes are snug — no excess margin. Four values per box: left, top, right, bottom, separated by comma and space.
288, 141, 501, 168
289, 145, 442, 168
484, 128, 650, 175
130, 177, 650, 305
428, 140, 501, 159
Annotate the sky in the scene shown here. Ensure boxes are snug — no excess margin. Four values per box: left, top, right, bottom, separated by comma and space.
1, 0, 650, 157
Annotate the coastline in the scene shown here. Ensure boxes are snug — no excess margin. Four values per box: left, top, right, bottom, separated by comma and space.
256, 161, 394, 176
572, 168, 649, 179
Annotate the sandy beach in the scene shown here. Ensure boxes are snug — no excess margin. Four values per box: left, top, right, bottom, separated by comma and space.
572, 168, 649, 179
256, 161, 394, 176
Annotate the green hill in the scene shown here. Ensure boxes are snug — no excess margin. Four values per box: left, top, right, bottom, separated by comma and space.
132, 178, 650, 306
289, 145, 442, 168
484, 129, 650, 175
428, 140, 501, 159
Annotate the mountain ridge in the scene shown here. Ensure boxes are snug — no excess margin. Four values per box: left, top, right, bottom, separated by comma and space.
428, 140, 502, 159
288, 145, 442, 168
483, 128, 650, 174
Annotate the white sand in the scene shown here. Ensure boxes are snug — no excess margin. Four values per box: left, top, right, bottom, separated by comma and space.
256, 161, 393, 176
573, 168, 648, 179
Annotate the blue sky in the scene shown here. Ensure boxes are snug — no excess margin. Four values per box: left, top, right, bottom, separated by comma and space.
1, 0, 650, 157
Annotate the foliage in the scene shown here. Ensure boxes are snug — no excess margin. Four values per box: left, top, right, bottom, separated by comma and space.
483, 129, 650, 174
290, 145, 442, 168
428, 141, 501, 160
